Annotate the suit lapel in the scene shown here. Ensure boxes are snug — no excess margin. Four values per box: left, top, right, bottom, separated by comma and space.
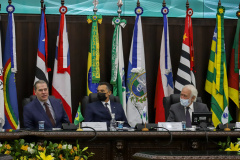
34, 98, 52, 125
110, 101, 116, 114
193, 102, 198, 112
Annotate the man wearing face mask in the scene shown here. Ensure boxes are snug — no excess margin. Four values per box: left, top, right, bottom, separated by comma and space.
167, 84, 209, 127
84, 82, 130, 128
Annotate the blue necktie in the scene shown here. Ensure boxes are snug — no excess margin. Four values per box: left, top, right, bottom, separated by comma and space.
186, 107, 192, 128
105, 103, 111, 115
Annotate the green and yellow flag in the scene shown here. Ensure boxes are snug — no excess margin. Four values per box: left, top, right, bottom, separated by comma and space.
74, 104, 84, 125
86, 15, 102, 96
205, 6, 232, 127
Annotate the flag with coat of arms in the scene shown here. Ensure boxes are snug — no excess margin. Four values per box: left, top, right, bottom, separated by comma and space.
126, 5, 148, 127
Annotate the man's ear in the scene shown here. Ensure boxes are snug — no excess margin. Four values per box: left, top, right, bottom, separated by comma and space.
191, 96, 196, 102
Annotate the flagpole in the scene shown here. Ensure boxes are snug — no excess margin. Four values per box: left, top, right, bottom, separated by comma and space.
117, 0, 123, 18
41, 0, 44, 10
93, 0, 98, 15
218, 0, 221, 6
137, 0, 140, 7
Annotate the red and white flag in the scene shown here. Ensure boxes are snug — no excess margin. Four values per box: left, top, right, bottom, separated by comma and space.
52, 6, 72, 122
154, 6, 174, 123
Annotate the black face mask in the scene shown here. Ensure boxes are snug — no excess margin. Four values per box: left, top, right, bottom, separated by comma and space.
97, 93, 107, 101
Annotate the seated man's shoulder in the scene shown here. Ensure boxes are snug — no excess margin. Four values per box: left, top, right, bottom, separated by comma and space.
170, 102, 181, 109
24, 98, 37, 109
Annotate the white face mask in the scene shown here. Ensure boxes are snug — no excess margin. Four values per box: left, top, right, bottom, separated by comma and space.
180, 98, 190, 107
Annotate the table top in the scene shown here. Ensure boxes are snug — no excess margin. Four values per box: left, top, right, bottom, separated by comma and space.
133, 151, 240, 160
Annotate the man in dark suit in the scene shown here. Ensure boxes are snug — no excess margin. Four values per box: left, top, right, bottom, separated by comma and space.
84, 82, 129, 127
23, 80, 69, 129
167, 85, 209, 127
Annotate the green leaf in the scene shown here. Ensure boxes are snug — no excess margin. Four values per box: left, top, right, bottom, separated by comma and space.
82, 147, 88, 152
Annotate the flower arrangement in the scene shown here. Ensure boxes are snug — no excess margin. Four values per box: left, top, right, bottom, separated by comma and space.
0, 139, 94, 160
218, 136, 240, 151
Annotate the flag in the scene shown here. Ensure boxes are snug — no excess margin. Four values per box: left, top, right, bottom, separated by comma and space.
3, 5, 19, 129
33, 8, 50, 90
52, 6, 72, 122
205, 6, 232, 126
74, 103, 84, 125
126, 7, 148, 127
142, 106, 147, 124
154, 6, 174, 123
110, 17, 127, 114
86, 15, 102, 95
0, 16, 5, 127
174, 8, 195, 94
228, 9, 240, 121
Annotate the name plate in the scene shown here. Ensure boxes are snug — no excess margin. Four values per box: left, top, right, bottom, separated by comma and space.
82, 122, 107, 131
235, 122, 240, 131
158, 122, 183, 131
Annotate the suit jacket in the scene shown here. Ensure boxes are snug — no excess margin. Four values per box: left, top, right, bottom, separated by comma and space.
84, 101, 130, 127
23, 97, 69, 129
167, 102, 209, 122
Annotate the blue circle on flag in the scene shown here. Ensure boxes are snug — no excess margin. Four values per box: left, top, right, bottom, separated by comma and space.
135, 7, 143, 15
6, 5, 15, 13
222, 113, 228, 119
161, 7, 169, 15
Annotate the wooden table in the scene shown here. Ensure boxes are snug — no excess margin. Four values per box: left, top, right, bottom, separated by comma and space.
0, 130, 239, 160
133, 151, 240, 160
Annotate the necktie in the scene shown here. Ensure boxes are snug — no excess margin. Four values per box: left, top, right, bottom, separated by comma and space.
44, 102, 56, 127
186, 107, 192, 128
105, 103, 111, 115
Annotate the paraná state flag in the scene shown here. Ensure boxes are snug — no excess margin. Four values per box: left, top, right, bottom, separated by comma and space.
3, 5, 19, 130
174, 8, 196, 94
205, 6, 232, 126
126, 7, 148, 127
110, 17, 127, 114
52, 6, 72, 122
154, 6, 174, 123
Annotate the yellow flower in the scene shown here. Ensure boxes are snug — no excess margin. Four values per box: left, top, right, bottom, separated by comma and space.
21, 145, 28, 151
225, 143, 240, 151
38, 145, 46, 151
70, 149, 74, 155
74, 156, 80, 160
4, 150, 11, 155
58, 144, 62, 149
4, 144, 11, 149
73, 146, 77, 151
20, 156, 27, 160
38, 151, 54, 160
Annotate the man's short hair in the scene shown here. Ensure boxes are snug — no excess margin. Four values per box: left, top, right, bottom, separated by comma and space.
34, 80, 48, 91
182, 84, 198, 102
99, 82, 112, 92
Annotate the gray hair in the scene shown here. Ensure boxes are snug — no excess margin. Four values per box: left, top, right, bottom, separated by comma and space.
182, 84, 198, 102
